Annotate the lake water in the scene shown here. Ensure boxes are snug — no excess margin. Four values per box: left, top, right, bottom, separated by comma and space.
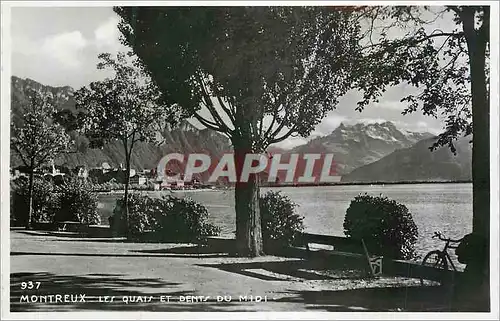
98, 183, 473, 261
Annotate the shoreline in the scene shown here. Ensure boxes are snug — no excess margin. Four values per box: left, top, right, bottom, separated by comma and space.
95, 180, 472, 194
262, 180, 472, 188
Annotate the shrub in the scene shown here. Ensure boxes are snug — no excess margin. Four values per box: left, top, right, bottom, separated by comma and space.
260, 191, 305, 252
112, 194, 221, 242
343, 193, 418, 260
10, 176, 58, 226
53, 178, 100, 225
155, 196, 221, 242
112, 193, 159, 236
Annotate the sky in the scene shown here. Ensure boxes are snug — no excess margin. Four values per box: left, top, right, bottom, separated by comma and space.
10, 6, 448, 149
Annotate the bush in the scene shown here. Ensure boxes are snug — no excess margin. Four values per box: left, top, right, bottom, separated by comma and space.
112, 194, 221, 242
260, 191, 305, 252
10, 176, 58, 226
343, 193, 418, 260
53, 178, 100, 225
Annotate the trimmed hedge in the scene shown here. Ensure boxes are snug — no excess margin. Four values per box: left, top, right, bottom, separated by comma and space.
260, 191, 305, 252
343, 193, 418, 260
111, 194, 221, 242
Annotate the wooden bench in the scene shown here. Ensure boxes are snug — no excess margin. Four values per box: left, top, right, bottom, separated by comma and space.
294, 233, 383, 277
57, 221, 88, 233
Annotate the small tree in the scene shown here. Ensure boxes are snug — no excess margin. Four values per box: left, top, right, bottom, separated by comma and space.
11, 90, 73, 229
75, 52, 180, 236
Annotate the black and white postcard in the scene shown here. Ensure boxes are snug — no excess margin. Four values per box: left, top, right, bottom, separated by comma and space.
1, 1, 499, 319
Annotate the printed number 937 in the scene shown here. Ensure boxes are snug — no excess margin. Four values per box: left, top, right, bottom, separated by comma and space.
21, 281, 40, 290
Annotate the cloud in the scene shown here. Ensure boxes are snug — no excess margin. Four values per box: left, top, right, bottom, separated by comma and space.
371, 101, 406, 111
345, 118, 387, 125
393, 120, 443, 135
41, 31, 88, 68
271, 137, 309, 150
94, 16, 124, 52
311, 114, 347, 136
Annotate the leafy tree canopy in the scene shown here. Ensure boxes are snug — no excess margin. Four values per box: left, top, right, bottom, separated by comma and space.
114, 6, 363, 151
74, 52, 181, 149
347, 6, 489, 153
11, 89, 74, 170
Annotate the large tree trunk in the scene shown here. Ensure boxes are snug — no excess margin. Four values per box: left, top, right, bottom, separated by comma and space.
123, 154, 131, 238
121, 137, 134, 238
26, 169, 34, 230
459, 8, 490, 311
233, 137, 264, 257
465, 9, 490, 249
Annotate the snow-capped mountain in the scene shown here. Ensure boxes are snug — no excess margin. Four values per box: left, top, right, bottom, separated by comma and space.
341, 136, 472, 182
288, 121, 435, 175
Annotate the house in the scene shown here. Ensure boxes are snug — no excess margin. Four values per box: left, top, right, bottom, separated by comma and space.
74, 166, 89, 179
130, 174, 147, 185
171, 180, 184, 189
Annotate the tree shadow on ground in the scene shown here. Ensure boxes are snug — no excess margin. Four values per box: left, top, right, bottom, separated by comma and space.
13, 230, 125, 242
274, 285, 467, 312
10, 250, 231, 260
197, 257, 475, 312
10, 272, 240, 312
132, 245, 235, 258
198, 256, 371, 282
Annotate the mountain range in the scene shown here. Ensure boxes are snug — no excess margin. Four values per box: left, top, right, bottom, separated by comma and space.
10, 76, 232, 174
341, 136, 472, 182
10, 76, 472, 182
284, 121, 434, 175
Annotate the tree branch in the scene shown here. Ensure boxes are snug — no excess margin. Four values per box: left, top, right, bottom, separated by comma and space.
267, 124, 298, 145
11, 143, 30, 168
193, 112, 231, 136
263, 103, 285, 141
363, 31, 464, 53
215, 95, 236, 125
196, 73, 232, 133
446, 6, 462, 16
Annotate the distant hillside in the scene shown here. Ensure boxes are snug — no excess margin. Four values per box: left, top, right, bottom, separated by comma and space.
341, 136, 472, 183
10, 76, 232, 173
286, 121, 434, 175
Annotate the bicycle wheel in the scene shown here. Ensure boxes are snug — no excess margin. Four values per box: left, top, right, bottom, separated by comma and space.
420, 250, 448, 286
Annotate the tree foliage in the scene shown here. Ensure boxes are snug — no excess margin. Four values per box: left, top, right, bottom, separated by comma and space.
347, 6, 489, 153
344, 193, 419, 260
114, 7, 362, 151
75, 52, 180, 150
53, 177, 100, 225
11, 177, 58, 226
260, 191, 305, 252
11, 89, 74, 171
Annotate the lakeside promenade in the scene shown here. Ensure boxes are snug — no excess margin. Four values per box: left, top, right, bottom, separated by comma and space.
9, 229, 458, 312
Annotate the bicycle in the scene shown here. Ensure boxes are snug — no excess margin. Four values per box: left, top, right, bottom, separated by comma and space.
420, 231, 463, 286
